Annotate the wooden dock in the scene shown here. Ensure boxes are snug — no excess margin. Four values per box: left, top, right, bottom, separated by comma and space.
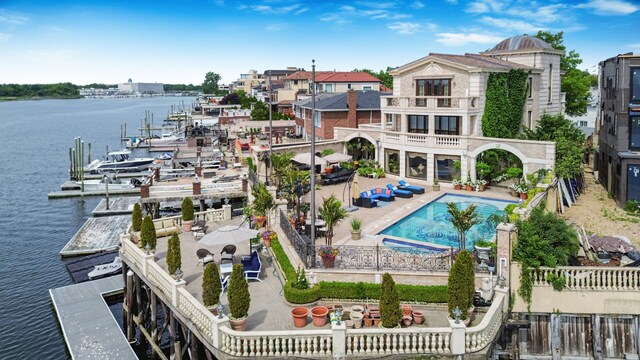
92, 197, 139, 217
49, 187, 140, 199
50, 276, 137, 360
60, 215, 130, 257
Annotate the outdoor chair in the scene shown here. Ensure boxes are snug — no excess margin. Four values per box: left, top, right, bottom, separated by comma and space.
193, 225, 208, 240
398, 180, 426, 194
196, 249, 215, 267
386, 184, 413, 198
221, 275, 230, 293
220, 244, 237, 263
241, 251, 263, 282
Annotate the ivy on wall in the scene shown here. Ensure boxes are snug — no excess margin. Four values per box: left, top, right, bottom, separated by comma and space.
481, 69, 529, 138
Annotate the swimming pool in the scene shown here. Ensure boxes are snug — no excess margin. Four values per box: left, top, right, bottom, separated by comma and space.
379, 193, 516, 249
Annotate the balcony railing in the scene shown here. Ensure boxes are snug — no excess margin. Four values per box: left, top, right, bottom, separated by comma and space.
529, 266, 640, 291
383, 132, 463, 148
382, 96, 479, 110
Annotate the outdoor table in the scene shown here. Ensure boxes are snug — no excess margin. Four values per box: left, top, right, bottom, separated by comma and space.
305, 219, 326, 227
219, 262, 233, 277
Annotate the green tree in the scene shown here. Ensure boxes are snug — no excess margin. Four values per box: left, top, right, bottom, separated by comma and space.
446, 203, 480, 250
447, 250, 475, 319
140, 215, 157, 250
318, 195, 348, 245
202, 263, 222, 307
202, 71, 221, 94
251, 101, 269, 120
353, 67, 394, 89
166, 233, 182, 275
228, 263, 251, 319
181, 197, 194, 222
131, 203, 142, 232
379, 273, 402, 328
534, 31, 591, 116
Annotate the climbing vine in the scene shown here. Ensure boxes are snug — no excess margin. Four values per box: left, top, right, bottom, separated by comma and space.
481, 69, 529, 138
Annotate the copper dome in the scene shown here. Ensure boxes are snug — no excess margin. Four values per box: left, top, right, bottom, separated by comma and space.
488, 35, 554, 52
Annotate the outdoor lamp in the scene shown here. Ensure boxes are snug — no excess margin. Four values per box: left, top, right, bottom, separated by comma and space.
335, 308, 342, 326
145, 243, 151, 255
217, 304, 225, 319
498, 274, 506, 288
453, 306, 462, 324
175, 268, 183, 282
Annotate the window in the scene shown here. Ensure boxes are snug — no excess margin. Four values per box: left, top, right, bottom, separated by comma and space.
578, 120, 588, 127
408, 115, 428, 133
628, 164, 640, 201
347, 83, 352, 89
527, 111, 533, 129
385, 150, 400, 175
293, 80, 298, 85
435, 155, 459, 182
548, 64, 553, 103
435, 116, 460, 135
415, 78, 452, 106
632, 68, 640, 103
363, 86, 372, 91
325, 84, 333, 93
630, 116, 640, 150
314, 111, 321, 128
528, 77, 533, 98
406, 152, 427, 180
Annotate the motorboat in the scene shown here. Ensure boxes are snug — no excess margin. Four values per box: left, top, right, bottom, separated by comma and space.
73, 175, 138, 191
146, 131, 187, 147
85, 149, 155, 173
88, 257, 122, 279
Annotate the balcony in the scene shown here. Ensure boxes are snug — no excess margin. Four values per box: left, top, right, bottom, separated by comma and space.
383, 132, 464, 148
382, 96, 479, 111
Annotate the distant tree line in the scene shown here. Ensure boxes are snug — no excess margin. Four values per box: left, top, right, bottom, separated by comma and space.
78, 83, 117, 89
164, 84, 202, 92
0, 83, 80, 98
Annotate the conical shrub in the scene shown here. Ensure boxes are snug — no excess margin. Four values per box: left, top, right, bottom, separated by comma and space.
202, 263, 222, 307
379, 272, 401, 328
166, 233, 181, 275
447, 250, 474, 319
228, 264, 250, 319
140, 215, 156, 249
182, 197, 194, 222
131, 203, 142, 232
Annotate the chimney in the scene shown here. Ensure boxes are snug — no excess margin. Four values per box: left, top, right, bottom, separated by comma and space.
347, 89, 357, 128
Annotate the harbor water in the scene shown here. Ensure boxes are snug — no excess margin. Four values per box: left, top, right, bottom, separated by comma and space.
0, 97, 194, 359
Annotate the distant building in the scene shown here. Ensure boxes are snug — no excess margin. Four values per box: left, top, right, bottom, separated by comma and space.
596, 52, 640, 206
118, 79, 164, 94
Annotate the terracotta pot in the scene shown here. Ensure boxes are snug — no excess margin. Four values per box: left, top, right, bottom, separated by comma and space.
412, 310, 424, 325
520, 192, 528, 200
465, 185, 474, 191
264, 238, 271, 247
291, 307, 309, 328
183, 220, 194, 232
311, 306, 329, 327
373, 318, 381, 327
363, 317, 374, 327
402, 315, 413, 327
402, 305, 412, 317
229, 317, 248, 331
454, 184, 462, 190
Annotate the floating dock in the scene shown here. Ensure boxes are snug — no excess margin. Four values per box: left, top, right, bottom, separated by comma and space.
92, 197, 139, 217
60, 215, 130, 257
50, 276, 137, 360
65, 250, 120, 283
48, 186, 140, 199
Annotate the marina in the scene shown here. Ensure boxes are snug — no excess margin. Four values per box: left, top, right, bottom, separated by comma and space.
92, 197, 139, 217
60, 215, 130, 257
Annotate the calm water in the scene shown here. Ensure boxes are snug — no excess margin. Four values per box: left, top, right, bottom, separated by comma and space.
379, 194, 515, 249
0, 97, 194, 359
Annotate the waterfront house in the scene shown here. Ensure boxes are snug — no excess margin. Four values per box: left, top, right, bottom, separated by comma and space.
596, 52, 640, 207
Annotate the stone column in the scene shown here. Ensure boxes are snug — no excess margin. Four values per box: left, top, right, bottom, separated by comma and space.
400, 114, 408, 133
222, 204, 232, 221
153, 167, 160, 181
496, 223, 516, 287
448, 318, 467, 355
140, 183, 150, 198
193, 179, 201, 195
194, 166, 202, 177
331, 321, 346, 358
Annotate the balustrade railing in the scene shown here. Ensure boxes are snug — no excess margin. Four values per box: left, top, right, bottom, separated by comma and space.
530, 266, 640, 291
346, 327, 451, 355
152, 207, 228, 226
382, 96, 477, 110
220, 327, 333, 357
465, 290, 506, 352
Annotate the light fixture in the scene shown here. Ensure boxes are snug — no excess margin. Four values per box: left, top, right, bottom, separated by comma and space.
335, 308, 342, 326
175, 268, 183, 282
145, 243, 151, 255
217, 304, 225, 319
498, 275, 506, 289
453, 306, 462, 324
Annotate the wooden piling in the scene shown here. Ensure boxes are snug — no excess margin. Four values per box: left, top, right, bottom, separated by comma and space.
126, 270, 134, 342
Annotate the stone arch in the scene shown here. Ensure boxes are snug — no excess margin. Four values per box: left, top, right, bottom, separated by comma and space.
344, 133, 379, 161
468, 142, 530, 180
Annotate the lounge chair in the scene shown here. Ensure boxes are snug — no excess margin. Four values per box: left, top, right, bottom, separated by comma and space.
386, 184, 413, 198
398, 180, 425, 194
196, 249, 215, 267
241, 251, 263, 282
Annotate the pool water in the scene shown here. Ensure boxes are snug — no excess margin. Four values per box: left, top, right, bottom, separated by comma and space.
379, 194, 516, 249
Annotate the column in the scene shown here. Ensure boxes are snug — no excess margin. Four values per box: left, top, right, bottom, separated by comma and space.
448, 318, 467, 355
427, 153, 435, 183
400, 114, 408, 133
496, 223, 516, 287
399, 149, 406, 179
428, 115, 436, 135
331, 321, 346, 358
222, 204, 232, 221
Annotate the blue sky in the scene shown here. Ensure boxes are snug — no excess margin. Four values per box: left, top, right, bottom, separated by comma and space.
1, 0, 639, 85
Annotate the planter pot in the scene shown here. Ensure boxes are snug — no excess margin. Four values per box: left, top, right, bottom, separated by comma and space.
478, 185, 485, 192
291, 307, 309, 328
520, 192, 528, 200
402, 315, 413, 327
344, 320, 354, 328
350, 312, 363, 328
465, 185, 474, 191
510, 189, 519, 197
351, 230, 361, 241
183, 220, 194, 232
230, 317, 248, 331
412, 310, 424, 325
350, 305, 364, 315
363, 317, 374, 327
264, 238, 271, 247
467, 306, 475, 324
402, 305, 412, 317
322, 257, 335, 268
432, 184, 441, 191
454, 184, 462, 190
311, 306, 329, 327
372, 318, 381, 327
255, 219, 266, 228
207, 305, 219, 316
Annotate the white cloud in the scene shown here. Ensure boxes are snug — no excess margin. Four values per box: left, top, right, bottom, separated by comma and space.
629, 43, 640, 49
295, 7, 308, 15
466, 1, 490, 13
481, 16, 542, 33
446, 0, 459, 4
575, 0, 639, 15
0, 10, 29, 25
0, 33, 10, 41
320, 13, 349, 24
249, 3, 304, 15
356, 1, 397, 9
426, 22, 438, 30
412, 1, 425, 9
388, 21, 423, 34
266, 24, 284, 32
436, 32, 504, 46
504, 4, 567, 23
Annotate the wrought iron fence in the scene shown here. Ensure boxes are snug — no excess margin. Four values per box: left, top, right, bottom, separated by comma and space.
248, 168, 259, 186
279, 209, 311, 267
313, 244, 453, 272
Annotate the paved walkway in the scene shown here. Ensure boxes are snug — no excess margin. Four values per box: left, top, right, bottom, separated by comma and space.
50, 276, 137, 360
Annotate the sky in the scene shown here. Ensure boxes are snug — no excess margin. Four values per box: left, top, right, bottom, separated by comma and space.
1, 0, 639, 86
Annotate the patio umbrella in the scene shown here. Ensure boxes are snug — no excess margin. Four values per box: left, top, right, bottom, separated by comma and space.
198, 225, 259, 250
352, 172, 360, 200
292, 153, 327, 167
322, 153, 352, 164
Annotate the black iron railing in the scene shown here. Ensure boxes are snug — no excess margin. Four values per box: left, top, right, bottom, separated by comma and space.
248, 168, 259, 186
279, 209, 311, 267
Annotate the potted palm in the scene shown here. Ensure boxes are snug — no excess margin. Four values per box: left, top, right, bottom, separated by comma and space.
228, 264, 250, 331
350, 217, 362, 240
432, 178, 440, 191
446, 202, 480, 251
202, 263, 222, 314
379, 273, 402, 328
318, 195, 348, 246
465, 171, 474, 191
181, 197, 195, 231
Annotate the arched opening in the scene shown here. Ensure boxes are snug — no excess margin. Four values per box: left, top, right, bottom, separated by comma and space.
476, 148, 523, 187
346, 137, 376, 161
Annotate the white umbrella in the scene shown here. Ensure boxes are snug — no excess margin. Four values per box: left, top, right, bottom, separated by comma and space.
352, 172, 360, 200
292, 153, 327, 167
198, 225, 259, 246
322, 153, 352, 164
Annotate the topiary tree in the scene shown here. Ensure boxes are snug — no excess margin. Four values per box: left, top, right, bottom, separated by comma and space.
447, 250, 475, 319
202, 263, 222, 307
140, 215, 156, 249
181, 197, 194, 222
166, 233, 181, 275
228, 263, 250, 319
131, 202, 142, 232
379, 272, 402, 328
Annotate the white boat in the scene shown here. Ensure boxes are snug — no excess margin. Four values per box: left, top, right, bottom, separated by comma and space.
146, 131, 187, 147
85, 149, 155, 173
74, 175, 137, 191
88, 257, 122, 279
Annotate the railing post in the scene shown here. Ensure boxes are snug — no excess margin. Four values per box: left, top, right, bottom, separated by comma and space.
332, 321, 346, 358
222, 204, 232, 221
448, 319, 466, 355
143, 253, 154, 276
172, 279, 186, 307
212, 316, 230, 349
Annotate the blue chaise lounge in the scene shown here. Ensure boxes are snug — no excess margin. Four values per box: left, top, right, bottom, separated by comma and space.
386, 184, 413, 198
398, 180, 425, 194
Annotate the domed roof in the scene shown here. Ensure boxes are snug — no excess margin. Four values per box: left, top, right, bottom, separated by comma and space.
488, 35, 554, 53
